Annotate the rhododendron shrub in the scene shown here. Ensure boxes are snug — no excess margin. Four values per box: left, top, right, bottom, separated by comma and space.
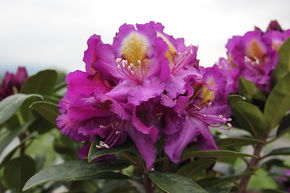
0, 20, 290, 193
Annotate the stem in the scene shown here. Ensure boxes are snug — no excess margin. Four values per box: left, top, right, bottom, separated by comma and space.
144, 174, 153, 193
238, 144, 263, 193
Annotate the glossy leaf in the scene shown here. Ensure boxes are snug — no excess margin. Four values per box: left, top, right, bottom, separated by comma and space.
230, 99, 268, 136
23, 159, 129, 191
177, 159, 215, 178
238, 78, 265, 101
4, 155, 36, 192
182, 150, 256, 161
0, 94, 42, 125
216, 137, 265, 149
149, 172, 208, 193
264, 73, 290, 129
273, 38, 290, 84
88, 138, 133, 162
30, 101, 59, 125
21, 69, 58, 95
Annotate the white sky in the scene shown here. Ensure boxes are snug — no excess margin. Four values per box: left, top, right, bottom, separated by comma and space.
0, 0, 290, 73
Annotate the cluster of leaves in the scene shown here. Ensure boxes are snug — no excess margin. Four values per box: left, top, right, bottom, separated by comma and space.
1, 39, 290, 193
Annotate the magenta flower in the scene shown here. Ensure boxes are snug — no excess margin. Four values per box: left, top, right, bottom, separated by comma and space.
58, 22, 172, 169
83, 22, 171, 106
218, 21, 290, 93
218, 30, 278, 92
0, 67, 28, 101
163, 65, 231, 163
57, 21, 230, 170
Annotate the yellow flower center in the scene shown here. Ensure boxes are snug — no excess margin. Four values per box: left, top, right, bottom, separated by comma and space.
157, 32, 177, 68
246, 39, 265, 66
120, 32, 149, 67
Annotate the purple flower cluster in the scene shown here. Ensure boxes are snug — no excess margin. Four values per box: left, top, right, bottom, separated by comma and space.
0, 67, 28, 101
57, 22, 231, 169
218, 20, 290, 93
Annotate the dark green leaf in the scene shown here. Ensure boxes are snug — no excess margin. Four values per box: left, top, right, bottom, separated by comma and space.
23, 159, 129, 191
216, 137, 265, 149
238, 78, 265, 101
30, 101, 59, 125
21, 69, 57, 95
228, 95, 246, 105
273, 38, 290, 84
277, 114, 290, 136
149, 172, 208, 193
267, 147, 290, 156
4, 155, 36, 192
0, 94, 42, 125
176, 159, 215, 178
197, 174, 248, 188
264, 73, 290, 129
88, 138, 133, 162
205, 187, 232, 193
28, 117, 55, 134
0, 121, 32, 155
230, 99, 268, 136
182, 150, 256, 161
262, 159, 284, 170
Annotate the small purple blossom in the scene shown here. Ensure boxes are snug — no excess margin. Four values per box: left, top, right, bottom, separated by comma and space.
0, 67, 28, 101
218, 20, 290, 93
57, 21, 231, 170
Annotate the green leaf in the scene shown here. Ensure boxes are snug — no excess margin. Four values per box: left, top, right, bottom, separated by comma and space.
216, 137, 265, 149
182, 150, 256, 161
238, 78, 265, 101
28, 117, 55, 134
88, 138, 133, 162
0, 121, 32, 155
0, 94, 42, 125
197, 174, 248, 188
248, 169, 277, 189
228, 95, 246, 105
23, 159, 129, 191
230, 99, 268, 136
176, 159, 215, 178
149, 172, 208, 193
277, 114, 290, 136
273, 38, 290, 84
4, 155, 36, 192
264, 73, 290, 129
267, 147, 290, 156
205, 187, 232, 193
30, 101, 59, 125
21, 69, 58, 95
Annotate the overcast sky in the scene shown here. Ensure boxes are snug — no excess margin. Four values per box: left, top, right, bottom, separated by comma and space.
1, 0, 290, 73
